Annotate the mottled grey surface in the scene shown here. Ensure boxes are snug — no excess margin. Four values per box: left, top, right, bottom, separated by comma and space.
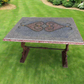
3, 17, 83, 42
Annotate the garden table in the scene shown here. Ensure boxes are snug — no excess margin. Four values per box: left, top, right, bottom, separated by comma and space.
3, 17, 84, 68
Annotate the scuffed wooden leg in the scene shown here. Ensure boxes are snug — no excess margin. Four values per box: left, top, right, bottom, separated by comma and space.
62, 51, 68, 67
20, 42, 30, 63
62, 44, 69, 68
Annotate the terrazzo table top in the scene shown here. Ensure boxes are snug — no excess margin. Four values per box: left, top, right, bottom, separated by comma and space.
3, 17, 84, 45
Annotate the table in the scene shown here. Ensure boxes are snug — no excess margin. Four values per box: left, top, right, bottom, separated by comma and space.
3, 17, 84, 68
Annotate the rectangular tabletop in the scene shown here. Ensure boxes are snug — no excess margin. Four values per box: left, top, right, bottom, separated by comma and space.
3, 17, 84, 45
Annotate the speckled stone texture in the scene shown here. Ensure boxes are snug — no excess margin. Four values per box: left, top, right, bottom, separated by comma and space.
3, 17, 84, 45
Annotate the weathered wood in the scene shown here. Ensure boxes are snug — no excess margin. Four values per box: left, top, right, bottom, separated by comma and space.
20, 42, 30, 63
26, 46, 64, 50
20, 42, 69, 68
62, 44, 69, 68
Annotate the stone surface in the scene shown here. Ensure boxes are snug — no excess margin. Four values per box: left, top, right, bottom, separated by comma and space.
3, 17, 84, 45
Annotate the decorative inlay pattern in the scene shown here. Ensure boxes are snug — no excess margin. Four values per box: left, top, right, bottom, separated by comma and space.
45, 21, 64, 32
26, 21, 44, 32
20, 21, 72, 32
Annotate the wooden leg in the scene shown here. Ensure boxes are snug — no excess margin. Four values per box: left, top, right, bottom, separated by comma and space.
62, 44, 69, 68
20, 42, 30, 63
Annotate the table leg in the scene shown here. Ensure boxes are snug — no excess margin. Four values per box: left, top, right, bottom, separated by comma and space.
62, 44, 69, 68
20, 42, 30, 63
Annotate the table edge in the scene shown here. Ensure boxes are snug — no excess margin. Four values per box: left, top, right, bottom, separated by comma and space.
3, 38, 84, 45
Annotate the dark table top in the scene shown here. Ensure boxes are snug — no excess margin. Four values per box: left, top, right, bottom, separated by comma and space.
3, 17, 84, 45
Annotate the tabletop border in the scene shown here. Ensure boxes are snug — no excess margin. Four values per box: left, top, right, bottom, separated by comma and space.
3, 38, 84, 45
